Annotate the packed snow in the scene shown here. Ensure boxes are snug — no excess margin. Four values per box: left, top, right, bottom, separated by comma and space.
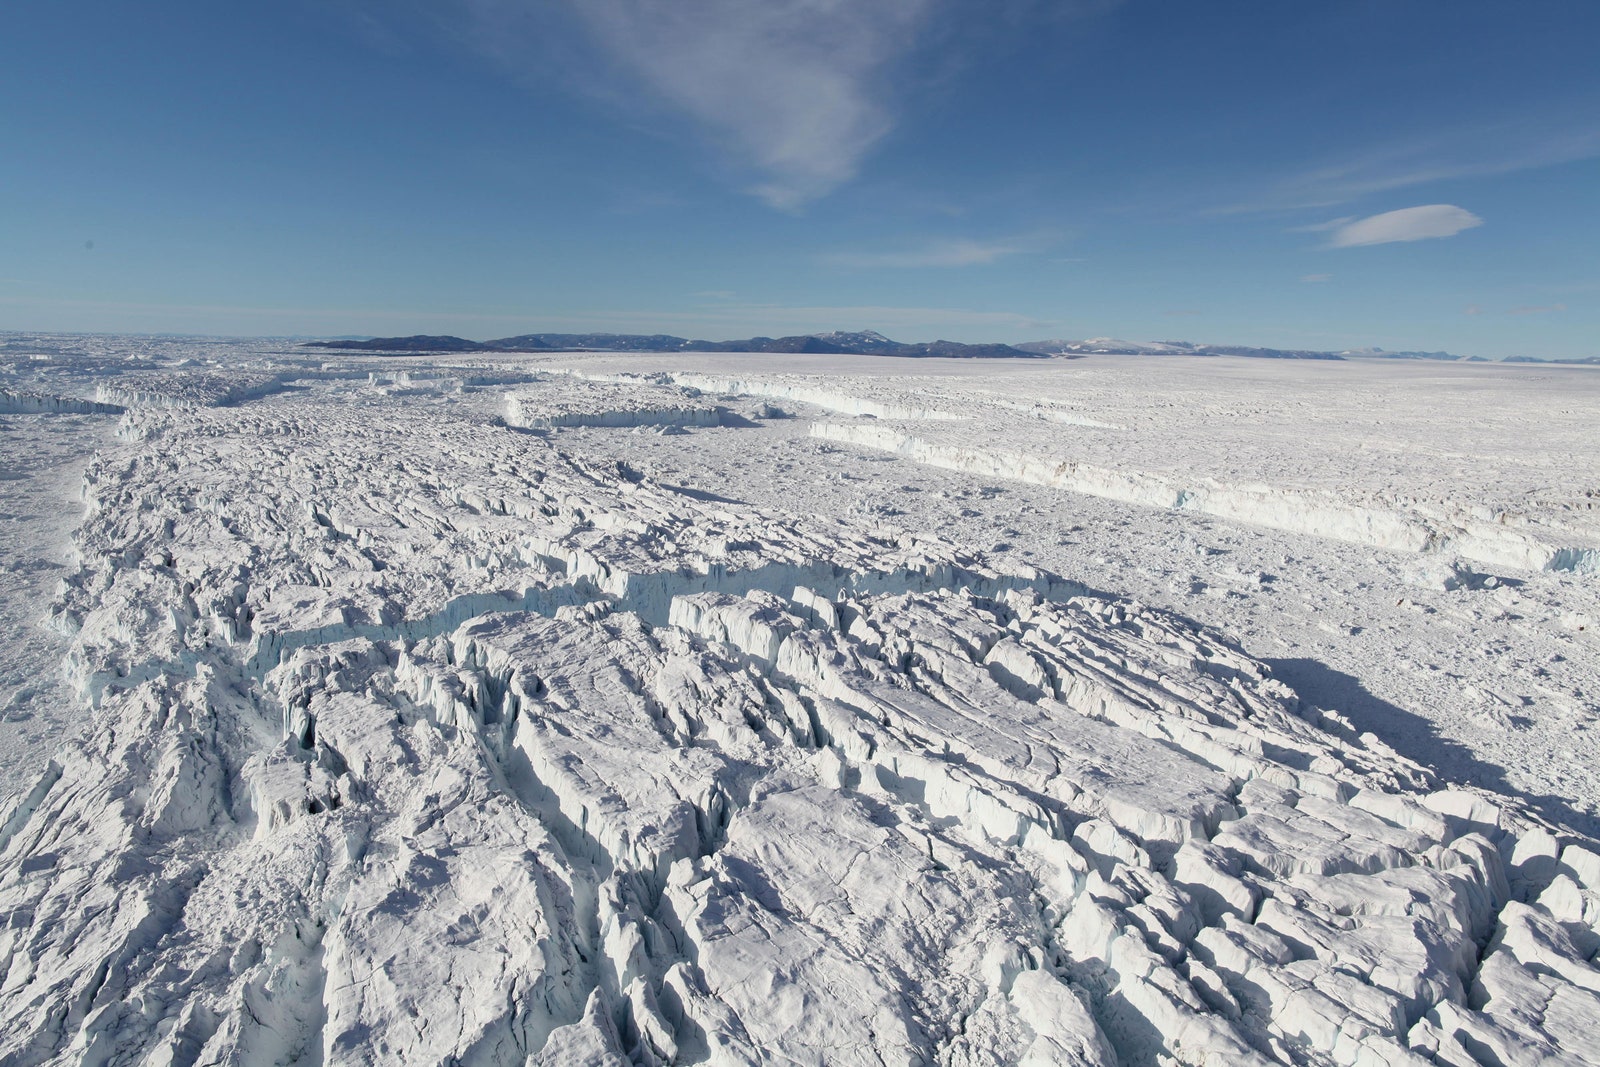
1, 334, 1598, 1066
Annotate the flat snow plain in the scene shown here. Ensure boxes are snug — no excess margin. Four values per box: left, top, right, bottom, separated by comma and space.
1, 333, 1598, 1066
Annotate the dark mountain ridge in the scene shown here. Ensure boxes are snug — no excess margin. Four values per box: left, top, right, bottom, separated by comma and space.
303, 332, 1041, 358
299, 331, 1587, 363
302, 335, 508, 353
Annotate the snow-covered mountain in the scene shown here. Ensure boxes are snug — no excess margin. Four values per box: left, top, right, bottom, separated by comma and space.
1020, 337, 1199, 356
809, 329, 895, 348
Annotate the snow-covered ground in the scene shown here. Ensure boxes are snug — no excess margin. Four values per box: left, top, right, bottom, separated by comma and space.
1, 335, 1597, 1065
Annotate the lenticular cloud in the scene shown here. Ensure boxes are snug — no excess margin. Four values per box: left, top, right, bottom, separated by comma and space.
1328, 204, 1484, 247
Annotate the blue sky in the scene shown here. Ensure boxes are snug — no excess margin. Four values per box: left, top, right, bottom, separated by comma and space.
3, 0, 1597, 357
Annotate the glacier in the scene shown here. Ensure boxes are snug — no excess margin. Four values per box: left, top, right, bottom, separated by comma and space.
1, 338, 1598, 1065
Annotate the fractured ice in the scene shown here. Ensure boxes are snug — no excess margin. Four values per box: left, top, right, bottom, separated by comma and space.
1, 346, 1598, 1066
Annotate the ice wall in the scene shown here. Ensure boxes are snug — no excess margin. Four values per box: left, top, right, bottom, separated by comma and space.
0, 388, 123, 415
812, 420, 1600, 575
504, 387, 722, 431
549, 367, 969, 421
95, 372, 287, 408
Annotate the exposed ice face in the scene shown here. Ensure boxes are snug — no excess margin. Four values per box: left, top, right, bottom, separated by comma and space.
1, 346, 1599, 1065
503, 380, 723, 432
0, 389, 123, 415
808, 420, 1600, 575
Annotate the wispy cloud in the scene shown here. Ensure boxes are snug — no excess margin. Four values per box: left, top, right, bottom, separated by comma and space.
1215, 115, 1600, 216
1285, 125, 1600, 208
823, 237, 1038, 269
1325, 205, 1483, 248
1288, 218, 1355, 234
1507, 303, 1567, 315
557, 0, 939, 209
345, 1, 1118, 208
1301, 273, 1332, 283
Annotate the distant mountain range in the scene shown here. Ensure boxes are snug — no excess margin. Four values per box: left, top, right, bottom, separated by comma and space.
301, 331, 1597, 364
1018, 338, 1455, 360
303, 335, 504, 353
1503, 354, 1600, 365
302, 330, 1042, 358
1017, 338, 1600, 364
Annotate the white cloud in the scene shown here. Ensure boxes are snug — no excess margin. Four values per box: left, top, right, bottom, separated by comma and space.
561, 0, 937, 209
1301, 273, 1332, 283
1326, 205, 1483, 248
824, 238, 1032, 269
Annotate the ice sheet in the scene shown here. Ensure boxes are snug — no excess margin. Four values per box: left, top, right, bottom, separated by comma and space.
1, 338, 1598, 1065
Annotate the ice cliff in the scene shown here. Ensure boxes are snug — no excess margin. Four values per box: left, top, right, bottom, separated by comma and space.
0, 389, 124, 415
810, 421, 1600, 576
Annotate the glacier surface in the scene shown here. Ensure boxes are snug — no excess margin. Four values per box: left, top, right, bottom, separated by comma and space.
1, 337, 1598, 1065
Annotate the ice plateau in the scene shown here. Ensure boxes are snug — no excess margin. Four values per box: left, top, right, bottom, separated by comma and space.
0, 337, 1598, 1066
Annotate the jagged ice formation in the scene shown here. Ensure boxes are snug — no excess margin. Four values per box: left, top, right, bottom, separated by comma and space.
1, 352, 1598, 1066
